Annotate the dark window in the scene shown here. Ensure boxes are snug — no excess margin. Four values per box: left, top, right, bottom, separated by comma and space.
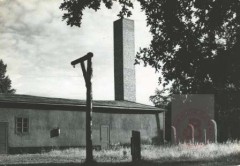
15, 117, 29, 134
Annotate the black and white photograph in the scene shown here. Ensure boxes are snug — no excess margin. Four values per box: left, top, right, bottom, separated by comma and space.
0, 0, 240, 165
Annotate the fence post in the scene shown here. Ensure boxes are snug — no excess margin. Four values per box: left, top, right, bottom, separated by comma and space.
203, 129, 207, 144
131, 131, 141, 161
210, 119, 217, 143
188, 124, 194, 144
171, 126, 177, 145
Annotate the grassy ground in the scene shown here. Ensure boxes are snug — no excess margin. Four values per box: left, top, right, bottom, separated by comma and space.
1, 141, 240, 165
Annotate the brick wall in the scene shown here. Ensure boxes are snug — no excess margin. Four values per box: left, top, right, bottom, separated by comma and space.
114, 18, 136, 102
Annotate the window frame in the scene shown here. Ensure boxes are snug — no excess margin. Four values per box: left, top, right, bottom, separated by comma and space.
15, 117, 29, 135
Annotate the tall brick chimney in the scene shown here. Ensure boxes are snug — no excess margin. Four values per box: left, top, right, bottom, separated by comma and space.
114, 18, 136, 102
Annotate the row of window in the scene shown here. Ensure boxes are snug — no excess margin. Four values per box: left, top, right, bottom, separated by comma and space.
15, 117, 29, 134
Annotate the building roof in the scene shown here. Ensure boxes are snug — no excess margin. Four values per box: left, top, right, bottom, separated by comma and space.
0, 94, 165, 114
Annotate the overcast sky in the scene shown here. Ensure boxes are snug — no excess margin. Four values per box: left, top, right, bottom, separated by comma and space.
0, 0, 161, 105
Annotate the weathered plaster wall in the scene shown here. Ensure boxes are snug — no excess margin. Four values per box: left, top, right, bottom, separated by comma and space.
0, 108, 164, 148
0, 108, 86, 147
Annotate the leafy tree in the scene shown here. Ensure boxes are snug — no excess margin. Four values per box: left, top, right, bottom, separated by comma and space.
59, 0, 133, 27
0, 59, 16, 94
150, 88, 170, 109
60, 0, 240, 141
59, 0, 240, 94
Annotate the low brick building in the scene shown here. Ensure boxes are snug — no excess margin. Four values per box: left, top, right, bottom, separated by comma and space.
0, 94, 164, 154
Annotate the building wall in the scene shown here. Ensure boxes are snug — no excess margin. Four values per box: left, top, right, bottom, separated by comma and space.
0, 108, 164, 151
0, 108, 85, 148
93, 112, 164, 145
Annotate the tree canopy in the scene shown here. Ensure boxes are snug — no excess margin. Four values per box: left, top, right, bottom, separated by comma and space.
60, 0, 240, 92
0, 59, 16, 94
59, 0, 240, 103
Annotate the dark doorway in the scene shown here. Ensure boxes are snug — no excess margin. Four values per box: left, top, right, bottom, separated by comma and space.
0, 122, 8, 154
